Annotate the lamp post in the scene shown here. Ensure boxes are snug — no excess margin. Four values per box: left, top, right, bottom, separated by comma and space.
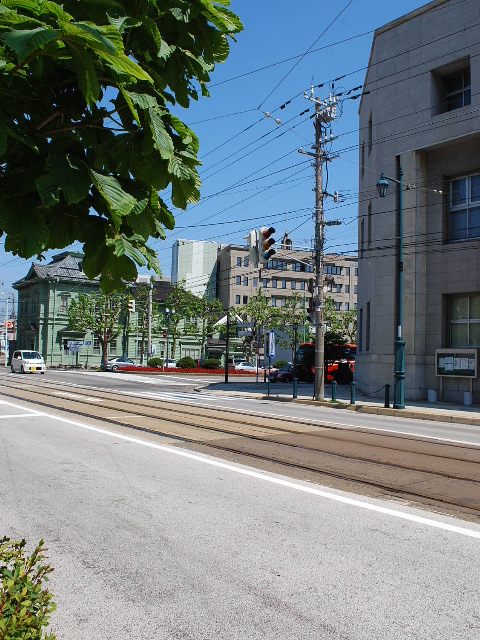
164, 307, 174, 369
376, 167, 405, 409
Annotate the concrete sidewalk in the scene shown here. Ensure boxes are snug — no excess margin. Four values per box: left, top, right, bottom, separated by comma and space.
199, 379, 480, 427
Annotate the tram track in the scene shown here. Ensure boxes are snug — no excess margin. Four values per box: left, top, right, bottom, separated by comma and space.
2, 374, 480, 520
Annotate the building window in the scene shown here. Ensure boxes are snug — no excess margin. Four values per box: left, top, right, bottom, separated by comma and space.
93, 337, 100, 355
449, 173, 480, 241
237, 257, 242, 266
59, 296, 69, 313
243, 276, 248, 286
345, 302, 350, 311
109, 339, 117, 355
354, 303, 357, 310
281, 280, 286, 289
368, 113, 372, 155
449, 294, 480, 346
359, 308, 363, 352
236, 276, 241, 285
327, 283, 333, 293
136, 340, 147, 358
443, 68, 471, 112
183, 348, 200, 360
262, 279, 268, 288
324, 265, 342, 275
335, 302, 342, 311
243, 296, 248, 304
300, 282, 305, 291
366, 301, 370, 351
367, 202, 372, 245
360, 219, 365, 258
336, 284, 342, 293
354, 285, 358, 294
244, 257, 249, 267
291, 281, 296, 290
272, 298, 277, 308
345, 285, 350, 294
235, 295, 240, 304
253, 277, 258, 288
292, 263, 301, 272
281, 298, 286, 308
272, 279, 277, 288
354, 268, 358, 276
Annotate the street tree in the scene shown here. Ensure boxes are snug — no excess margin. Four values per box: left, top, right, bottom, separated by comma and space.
0, 1, 242, 292
68, 292, 127, 365
236, 290, 278, 361
183, 295, 223, 360
271, 294, 307, 361
162, 282, 198, 359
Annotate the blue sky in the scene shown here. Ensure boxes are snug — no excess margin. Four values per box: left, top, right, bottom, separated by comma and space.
0, 0, 429, 309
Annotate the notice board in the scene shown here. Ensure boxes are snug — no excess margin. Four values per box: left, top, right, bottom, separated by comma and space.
435, 348, 478, 378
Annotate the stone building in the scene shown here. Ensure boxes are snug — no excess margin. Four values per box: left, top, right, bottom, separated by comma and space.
356, 0, 480, 403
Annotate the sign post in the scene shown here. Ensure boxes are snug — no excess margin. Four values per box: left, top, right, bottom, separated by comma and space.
268, 330, 275, 397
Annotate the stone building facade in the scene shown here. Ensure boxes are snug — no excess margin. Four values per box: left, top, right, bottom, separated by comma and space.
356, 0, 480, 402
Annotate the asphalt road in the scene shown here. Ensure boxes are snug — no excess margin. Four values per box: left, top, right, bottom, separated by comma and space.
1, 392, 479, 639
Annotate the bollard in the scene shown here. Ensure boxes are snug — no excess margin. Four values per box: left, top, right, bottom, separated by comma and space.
384, 384, 390, 408
332, 380, 337, 402
293, 377, 298, 399
350, 381, 356, 405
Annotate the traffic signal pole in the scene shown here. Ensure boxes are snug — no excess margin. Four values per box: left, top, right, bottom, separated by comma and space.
314, 102, 325, 401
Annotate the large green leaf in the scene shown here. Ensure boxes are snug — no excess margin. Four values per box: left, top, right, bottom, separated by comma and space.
68, 42, 100, 106
97, 49, 152, 82
148, 107, 174, 159
35, 155, 91, 207
0, 26, 60, 62
90, 170, 137, 229
106, 234, 147, 266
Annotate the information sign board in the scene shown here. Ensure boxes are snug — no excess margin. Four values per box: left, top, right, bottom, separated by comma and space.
269, 330, 275, 358
435, 348, 477, 378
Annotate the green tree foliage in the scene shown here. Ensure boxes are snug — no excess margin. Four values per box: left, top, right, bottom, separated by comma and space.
0, 537, 56, 640
162, 282, 198, 358
68, 292, 127, 363
0, 1, 242, 292
183, 295, 223, 359
236, 290, 278, 361
270, 293, 306, 360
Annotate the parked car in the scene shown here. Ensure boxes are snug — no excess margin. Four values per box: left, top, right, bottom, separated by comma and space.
274, 363, 295, 383
234, 361, 257, 372
101, 357, 140, 372
11, 350, 46, 374
164, 359, 177, 369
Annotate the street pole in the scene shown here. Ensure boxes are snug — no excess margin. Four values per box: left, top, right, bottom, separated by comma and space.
394, 167, 405, 409
224, 308, 229, 384
314, 101, 325, 401
147, 280, 153, 364
0, 292, 8, 366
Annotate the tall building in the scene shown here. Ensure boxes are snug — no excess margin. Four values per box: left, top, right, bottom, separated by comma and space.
216, 237, 357, 314
171, 239, 218, 298
356, 0, 480, 403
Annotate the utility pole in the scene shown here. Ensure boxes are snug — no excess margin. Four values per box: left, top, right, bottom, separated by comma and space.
314, 103, 325, 401
147, 279, 153, 363
300, 87, 340, 401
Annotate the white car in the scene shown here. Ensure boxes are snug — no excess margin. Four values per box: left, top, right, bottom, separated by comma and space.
234, 362, 257, 372
11, 350, 46, 374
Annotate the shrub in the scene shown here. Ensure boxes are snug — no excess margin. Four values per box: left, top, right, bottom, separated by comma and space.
273, 360, 289, 369
147, 357, 164, 368
176, 356, 197, 369
0, 537, 56, 639
202, 358, 221, 370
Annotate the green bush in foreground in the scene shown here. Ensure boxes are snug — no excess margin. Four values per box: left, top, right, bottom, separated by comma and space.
0, 537, 56, 639
273, 360, 289, 369
202, 359, 222, 370
147, 357, 164, 368
176, 356, 197, 369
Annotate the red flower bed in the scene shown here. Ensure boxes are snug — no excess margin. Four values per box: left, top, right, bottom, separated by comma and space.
120, 366, 259, 375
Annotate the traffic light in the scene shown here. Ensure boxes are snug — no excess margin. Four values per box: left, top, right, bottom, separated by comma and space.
245, 229, 259, 267
128, 299, 135, 313
259, 226, 276, 263
306, 295, 315, 323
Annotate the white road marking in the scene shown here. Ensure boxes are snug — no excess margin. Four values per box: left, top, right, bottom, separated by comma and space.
52, 391, 101, 403
0, 413, 41, 419
1, 397, 479, 540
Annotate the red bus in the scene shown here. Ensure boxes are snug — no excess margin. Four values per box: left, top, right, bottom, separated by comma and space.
295, 342, 356, 383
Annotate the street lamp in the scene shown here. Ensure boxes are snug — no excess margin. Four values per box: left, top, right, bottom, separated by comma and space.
376, 166, 405, 409
164, 307, 174, 368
